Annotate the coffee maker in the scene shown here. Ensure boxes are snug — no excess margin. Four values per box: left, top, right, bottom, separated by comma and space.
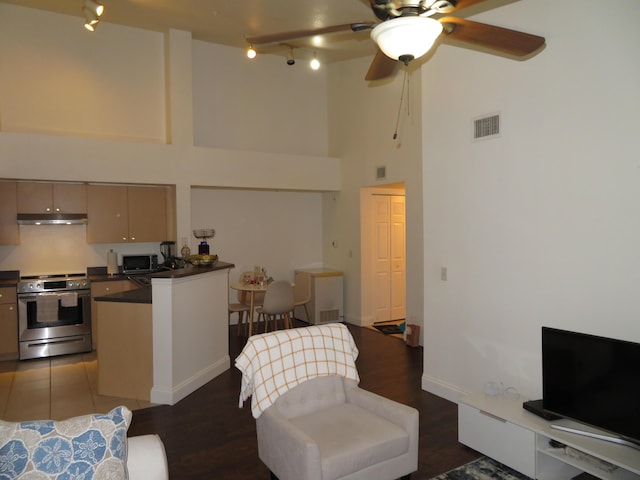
160, 241, 177, 268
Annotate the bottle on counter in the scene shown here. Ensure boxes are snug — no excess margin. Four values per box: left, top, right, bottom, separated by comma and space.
180, 237, 191, 258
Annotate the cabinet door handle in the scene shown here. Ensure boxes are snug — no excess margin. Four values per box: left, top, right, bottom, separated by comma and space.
479, 410, 507, 423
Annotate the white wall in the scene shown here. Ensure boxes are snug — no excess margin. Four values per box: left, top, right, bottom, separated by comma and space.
0, 4, 166, 142
421, 0, 640, 402
192, 41, 328, 157
190, 187, 323, 300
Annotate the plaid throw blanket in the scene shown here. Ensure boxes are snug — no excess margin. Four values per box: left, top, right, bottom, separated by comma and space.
235, 323, 360, 418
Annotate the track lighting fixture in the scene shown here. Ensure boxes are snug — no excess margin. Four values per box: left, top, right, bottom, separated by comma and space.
286, 49, 295, 66
246, 44, 257, 59
310, 53, 320, 71
82, 0, 104, 32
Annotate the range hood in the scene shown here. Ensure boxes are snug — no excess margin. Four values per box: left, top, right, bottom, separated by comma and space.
17, 213, 88, 225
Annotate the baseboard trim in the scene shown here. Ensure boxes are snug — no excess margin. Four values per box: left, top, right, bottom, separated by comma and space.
421, 374, 469, 404
151, 356, 230, 405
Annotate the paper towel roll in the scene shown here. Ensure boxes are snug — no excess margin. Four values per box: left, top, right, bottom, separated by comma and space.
107, 249, 118, 275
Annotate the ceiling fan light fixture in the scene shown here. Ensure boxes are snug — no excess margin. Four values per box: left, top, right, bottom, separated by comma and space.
371, 16, 443, 64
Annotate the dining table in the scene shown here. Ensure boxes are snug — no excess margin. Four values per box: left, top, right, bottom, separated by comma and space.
230, 282, 270, 336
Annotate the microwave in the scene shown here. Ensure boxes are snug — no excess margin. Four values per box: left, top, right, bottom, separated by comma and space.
122, 254, 159, 274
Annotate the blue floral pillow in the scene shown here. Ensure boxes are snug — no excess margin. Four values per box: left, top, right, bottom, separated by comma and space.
0, 405, 132, 480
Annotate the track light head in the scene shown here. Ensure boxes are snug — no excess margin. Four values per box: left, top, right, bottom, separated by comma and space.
246, 44, 257, 59
286, 49, 295, 66
83, 0, 104, 17
310, 53, 320, 70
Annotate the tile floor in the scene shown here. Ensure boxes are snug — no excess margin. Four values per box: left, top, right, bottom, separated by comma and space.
0, 352, 152, 422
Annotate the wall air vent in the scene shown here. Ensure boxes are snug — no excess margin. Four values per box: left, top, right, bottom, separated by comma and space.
473, 113, 501, 140
376, 166, 386, 180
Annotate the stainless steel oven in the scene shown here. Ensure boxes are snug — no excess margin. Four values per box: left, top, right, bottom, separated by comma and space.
17, 274, 92, 360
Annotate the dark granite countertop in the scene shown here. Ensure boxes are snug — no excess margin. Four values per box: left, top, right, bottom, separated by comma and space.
0, 270, 19, 289
93, 261, 234, 304
94, 285, 153, 304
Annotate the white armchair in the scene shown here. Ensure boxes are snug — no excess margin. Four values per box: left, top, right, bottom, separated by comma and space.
256, 375, 418, 480
235, 324, 419, 480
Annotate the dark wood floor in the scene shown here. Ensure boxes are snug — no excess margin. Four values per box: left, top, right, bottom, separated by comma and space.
128, 322, 480, 479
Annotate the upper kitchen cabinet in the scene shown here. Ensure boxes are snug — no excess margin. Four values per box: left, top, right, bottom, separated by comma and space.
16, 182, 87, 214
0, 182, 19, 245
87, 184, 172, 243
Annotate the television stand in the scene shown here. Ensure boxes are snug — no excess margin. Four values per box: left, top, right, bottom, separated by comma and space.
459, 392, 640, 479
551, 422, 640, 451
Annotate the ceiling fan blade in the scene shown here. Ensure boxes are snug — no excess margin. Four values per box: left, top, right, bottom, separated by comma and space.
365, 49, 398, 81
445, 0, 492, 13
439, 17, 545, 57
246, 23, 371, 46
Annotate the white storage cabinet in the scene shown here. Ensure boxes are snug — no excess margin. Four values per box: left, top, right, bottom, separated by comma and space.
294, 269, 343, 325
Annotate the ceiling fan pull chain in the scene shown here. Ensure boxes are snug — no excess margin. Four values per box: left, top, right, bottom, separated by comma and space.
393, 69, 409, 140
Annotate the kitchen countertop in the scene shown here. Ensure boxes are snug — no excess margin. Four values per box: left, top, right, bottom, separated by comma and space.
93, 261, 234, 304
0, 270, 19, 288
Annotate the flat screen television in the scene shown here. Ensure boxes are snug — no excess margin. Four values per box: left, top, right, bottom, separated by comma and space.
542, 327, 640, 449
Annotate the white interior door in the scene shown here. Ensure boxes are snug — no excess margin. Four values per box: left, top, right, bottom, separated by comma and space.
373, 196, 391, 321
390, 196, 406, 320
372, 194, 406, 322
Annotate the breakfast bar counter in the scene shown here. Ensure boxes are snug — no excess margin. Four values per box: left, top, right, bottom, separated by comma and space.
94, 261, 234, 404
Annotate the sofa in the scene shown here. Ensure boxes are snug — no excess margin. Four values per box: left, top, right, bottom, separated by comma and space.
0, 406, 168, 480
128, 434, 169, 480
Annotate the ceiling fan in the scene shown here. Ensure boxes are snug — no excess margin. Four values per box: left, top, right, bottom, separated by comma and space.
245, 0, 545, 81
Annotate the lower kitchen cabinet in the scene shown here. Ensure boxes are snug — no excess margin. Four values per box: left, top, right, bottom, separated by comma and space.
96, 301, 152, 401
0, 287, 18, 359
90, 280, 136, 349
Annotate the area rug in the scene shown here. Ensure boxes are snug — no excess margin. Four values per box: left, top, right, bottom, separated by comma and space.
430, 457, 532, 480
373, 324, 403, 335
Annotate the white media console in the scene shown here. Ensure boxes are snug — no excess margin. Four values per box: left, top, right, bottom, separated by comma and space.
458, 392, 640, 480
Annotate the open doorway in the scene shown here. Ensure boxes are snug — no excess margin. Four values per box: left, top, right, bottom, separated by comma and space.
360, 183, 406, 326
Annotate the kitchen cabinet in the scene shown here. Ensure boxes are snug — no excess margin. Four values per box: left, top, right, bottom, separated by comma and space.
0, 287, 18, 359
97, 301, 152, 401
86, 185, 169, 243
16, 182, 87, 214
90, 279, 136, 349
0, 182, 19, 245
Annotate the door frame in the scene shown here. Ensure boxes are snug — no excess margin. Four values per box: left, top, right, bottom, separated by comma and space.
360, 183, 406, 326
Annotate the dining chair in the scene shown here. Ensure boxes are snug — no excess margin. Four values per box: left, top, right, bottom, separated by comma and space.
228, 271, 254, 336
256, 280, 294, 332
292, 277, 311, 323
